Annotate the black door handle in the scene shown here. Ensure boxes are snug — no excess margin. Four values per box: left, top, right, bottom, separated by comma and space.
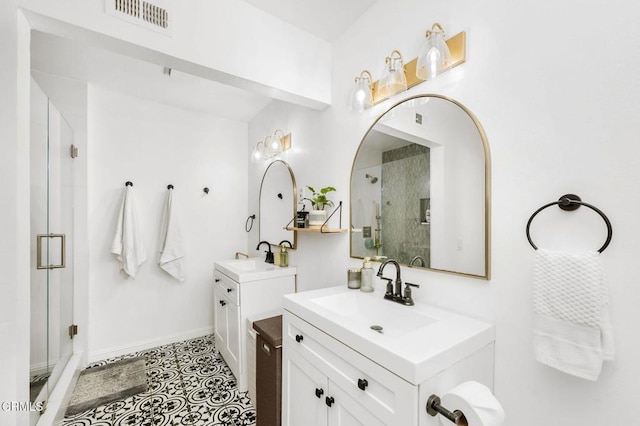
357, 378, 368, 391
219, 300, 226, 306
295, 334, 303, 343
325, 396, 334, 407
315, 388, 324, 398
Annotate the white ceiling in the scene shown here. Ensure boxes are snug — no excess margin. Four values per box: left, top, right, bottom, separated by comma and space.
30, 2, 378, 122
242, 0, 377, 41
30, 31, 273, 122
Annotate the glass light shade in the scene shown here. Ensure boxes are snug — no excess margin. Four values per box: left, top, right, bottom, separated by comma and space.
266, 135, 283, 157
350, 77, 373, 111
251, 142, 265, 163
377, 56, 407, 99
416, 29, 451, 80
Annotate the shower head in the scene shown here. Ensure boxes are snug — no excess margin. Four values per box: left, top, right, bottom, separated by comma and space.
365, 174, 379, 184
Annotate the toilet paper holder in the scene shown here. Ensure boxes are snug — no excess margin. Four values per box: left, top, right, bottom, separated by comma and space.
426, 394, 468, 425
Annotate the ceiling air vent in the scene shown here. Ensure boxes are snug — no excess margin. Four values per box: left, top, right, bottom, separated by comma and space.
106, 0, 172, 36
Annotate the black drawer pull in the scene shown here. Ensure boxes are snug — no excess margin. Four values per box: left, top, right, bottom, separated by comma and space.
219, 300, 226, 306
357, 378, 368, 391
315, 388, 324, 398
227, 288, 233, 293
325, 396, 334, 407
215, 278, 220, 282
295, 334, 304, 343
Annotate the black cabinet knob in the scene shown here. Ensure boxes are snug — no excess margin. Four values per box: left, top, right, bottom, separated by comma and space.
227, 288, 233, 293
325, 396, 334, 407
315, 388, 324, 398
215, 278, 220, 282
295, 334, 304, 343
357, 378, 368, 391
219, 300, 226, 306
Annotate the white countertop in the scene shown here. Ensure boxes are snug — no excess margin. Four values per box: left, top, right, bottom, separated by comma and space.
214, 258, 297, 283
283, 285, 495, 385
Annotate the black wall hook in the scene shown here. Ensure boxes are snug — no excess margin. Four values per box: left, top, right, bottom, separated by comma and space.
125, 181, 133, 187
203, 187, 210, 194
167, 184, 174, 190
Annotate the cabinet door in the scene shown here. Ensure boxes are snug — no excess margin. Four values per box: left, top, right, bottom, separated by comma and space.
328, 383, 385, 426
225, 300, 241, 376
214, 288, 227, 350
282, 349, 327, 426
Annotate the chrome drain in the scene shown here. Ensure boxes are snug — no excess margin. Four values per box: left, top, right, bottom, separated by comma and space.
370, 325, 384, 334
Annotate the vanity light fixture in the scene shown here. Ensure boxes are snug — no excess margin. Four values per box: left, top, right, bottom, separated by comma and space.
416, 23, 451, 80
377, 50, 408, 99
351, 25, 466, 110
252, 130, 292, 163
349, 70, 374, 111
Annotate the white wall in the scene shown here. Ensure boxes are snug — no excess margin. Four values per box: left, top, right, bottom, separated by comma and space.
87, 87, 248, 360
0, 5, 31, 424
248, 0, 640, 424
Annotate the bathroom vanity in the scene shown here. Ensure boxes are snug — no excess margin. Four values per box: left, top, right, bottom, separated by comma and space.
213, 258, 296, 392
282, 286, 495, 425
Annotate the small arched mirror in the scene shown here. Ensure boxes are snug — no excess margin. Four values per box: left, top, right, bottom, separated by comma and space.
350, 95, 490, 279
259, 160, 297, 248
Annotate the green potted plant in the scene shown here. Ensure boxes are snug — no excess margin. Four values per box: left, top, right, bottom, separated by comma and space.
302, 185, 336, 226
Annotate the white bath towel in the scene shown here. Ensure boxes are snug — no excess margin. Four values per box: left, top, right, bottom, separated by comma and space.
533, 249, 614, 380
111, 186, 147, 278
158, 189, 185, 281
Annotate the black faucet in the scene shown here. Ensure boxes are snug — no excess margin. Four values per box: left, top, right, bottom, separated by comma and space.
376, 259, 419, 306
256, 241, 274, 263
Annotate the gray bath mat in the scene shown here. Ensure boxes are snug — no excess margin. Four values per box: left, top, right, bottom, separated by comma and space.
65, 356, 147, 416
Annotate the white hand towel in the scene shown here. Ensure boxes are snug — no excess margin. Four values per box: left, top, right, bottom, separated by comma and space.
111, 186, 147, 278
533, 249, 614, 380
158, 189, 185, 281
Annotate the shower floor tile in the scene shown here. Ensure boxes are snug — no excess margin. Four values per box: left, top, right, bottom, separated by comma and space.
62, 335, 255, 426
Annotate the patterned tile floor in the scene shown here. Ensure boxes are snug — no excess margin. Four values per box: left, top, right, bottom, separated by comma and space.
62, 335, 256, 426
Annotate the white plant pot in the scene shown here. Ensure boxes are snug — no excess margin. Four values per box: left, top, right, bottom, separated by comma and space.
309, 209, 328, 226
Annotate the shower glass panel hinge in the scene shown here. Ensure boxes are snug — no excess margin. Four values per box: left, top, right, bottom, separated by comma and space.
69, 324, 78, 339
70, 144, 78, 158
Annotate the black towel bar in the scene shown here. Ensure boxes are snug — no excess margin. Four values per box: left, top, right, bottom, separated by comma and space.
526, 194, 612, 253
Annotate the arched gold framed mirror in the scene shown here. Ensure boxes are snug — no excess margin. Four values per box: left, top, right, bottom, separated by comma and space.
350, 94, 491, 279
259, 160, 297, 249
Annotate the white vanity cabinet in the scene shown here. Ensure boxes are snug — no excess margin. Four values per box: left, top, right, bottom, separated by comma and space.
282, 287, 496, 426
213, 259, 296, 392
283, 312, 416, 426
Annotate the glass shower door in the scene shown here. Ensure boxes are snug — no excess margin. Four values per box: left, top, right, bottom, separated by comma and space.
30, 80, 75, 418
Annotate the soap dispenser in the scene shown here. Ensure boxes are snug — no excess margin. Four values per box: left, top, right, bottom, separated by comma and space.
360, 257, 374, 293
278, 240, 292, 268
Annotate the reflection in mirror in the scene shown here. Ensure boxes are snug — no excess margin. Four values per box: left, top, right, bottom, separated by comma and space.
259, 160, 297, 248
350, 95, 490, 278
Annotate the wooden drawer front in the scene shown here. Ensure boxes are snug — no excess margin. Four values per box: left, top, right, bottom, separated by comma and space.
214, 270, 240, 305
284, 312, 415, 424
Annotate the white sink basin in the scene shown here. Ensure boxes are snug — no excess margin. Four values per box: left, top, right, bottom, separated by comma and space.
311, 291, 436, 337
214, 258, 296, 283
283, 286, 494, 384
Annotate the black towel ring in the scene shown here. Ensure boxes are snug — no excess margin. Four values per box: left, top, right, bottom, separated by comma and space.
526, 194, 612, 253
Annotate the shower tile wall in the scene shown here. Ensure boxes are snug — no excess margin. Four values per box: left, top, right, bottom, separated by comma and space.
381, 144, 430, 266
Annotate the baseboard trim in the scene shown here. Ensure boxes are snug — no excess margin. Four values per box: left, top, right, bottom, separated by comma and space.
88, 326, 214, 363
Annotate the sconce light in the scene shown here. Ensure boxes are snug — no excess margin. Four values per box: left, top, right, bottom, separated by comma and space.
251, 141, 266, 163
377, 50, 408, 99
251, 130, 292, 163
416, 23, 452, 80
351, 24, 466, 109
349, 70, 374, 111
